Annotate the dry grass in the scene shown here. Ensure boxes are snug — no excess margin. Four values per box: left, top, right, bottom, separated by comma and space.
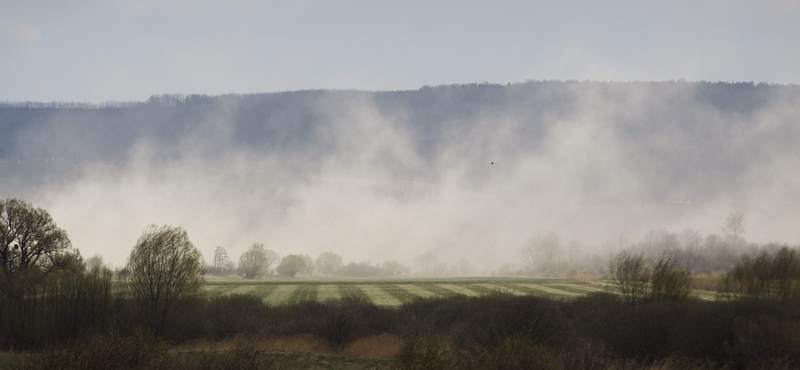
174, 333, 334, 355
175, 333, 402, 360
341, 334, 402, 359
690, 274, 725, 292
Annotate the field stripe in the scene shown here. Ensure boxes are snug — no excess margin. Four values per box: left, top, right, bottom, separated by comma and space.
286, 284, 318, 304
250, 285, 278, 300
205, 279, 616, 306
500, 283, 581, 298
545, 283, 604, 295
378, 284, 421, 304
337, 285, 372, 303
358, 285, 401, 306
459, 284, 501, 296
315, 284, 340, 302
412, 284, 460, 297
440, 284, 481, 297
265, 285, 297, 305
478, 284, 521, 295
229, 285, 258, 295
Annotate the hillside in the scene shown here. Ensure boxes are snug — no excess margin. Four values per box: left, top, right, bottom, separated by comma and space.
2, 81, 800, 265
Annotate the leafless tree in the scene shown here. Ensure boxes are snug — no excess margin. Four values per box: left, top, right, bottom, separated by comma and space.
678, 228, 703, 252
414, 252, 443, 275
316, 251, 343, 275
649, 255, 692, 302
566, 239, 581, 265
126, 224, 205, 333
450, 258, 474, 275
381, 260, 409, 276
518, 239, 537, 273
301, 254, 315, 276
602, 232, 630, 256
722, 211, 746, 253
211, 246, 233, 276
518, 231, 561, 273
609, 251, 650, 307
85, 254, 106, 273
723, 246, 800, 303
0, 199, 77, 299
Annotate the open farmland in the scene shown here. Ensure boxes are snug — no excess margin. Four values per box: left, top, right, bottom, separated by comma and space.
202, 278, 619, 306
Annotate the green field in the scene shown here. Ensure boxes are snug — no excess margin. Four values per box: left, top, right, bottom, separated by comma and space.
203, 277, 619, 306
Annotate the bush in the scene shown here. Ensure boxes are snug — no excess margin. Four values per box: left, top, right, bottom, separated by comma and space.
315, 298, 366, 351
472, 337, 563, 370
205, 294, 272, 337
727, 315, 800, 369
649, 256, 692, 302
396, 333, 454, 370
723, 246, 800, 303
609, 252, 650, 307
22, 331, 166, 370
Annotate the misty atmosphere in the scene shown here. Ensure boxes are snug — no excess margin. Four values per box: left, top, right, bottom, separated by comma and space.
2, 81, 800, 271
5, 1, 800, 369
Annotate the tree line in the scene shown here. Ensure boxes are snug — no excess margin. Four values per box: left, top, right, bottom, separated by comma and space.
3, 197, 800, 368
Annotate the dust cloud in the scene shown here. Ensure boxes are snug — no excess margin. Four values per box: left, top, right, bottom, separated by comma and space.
6, 82, 799, 271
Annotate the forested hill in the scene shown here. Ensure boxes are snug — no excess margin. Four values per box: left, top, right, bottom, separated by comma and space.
2, 81, 800, 205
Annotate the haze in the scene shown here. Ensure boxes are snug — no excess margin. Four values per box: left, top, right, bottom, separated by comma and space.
2, 2, 800, 271
1, 82, 800, 271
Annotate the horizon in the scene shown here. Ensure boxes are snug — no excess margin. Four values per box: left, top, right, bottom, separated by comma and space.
1, 79, 795, 106
3, 1, 800, 101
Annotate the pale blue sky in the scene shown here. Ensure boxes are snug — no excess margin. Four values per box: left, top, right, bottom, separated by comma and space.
2, 0, 799, 101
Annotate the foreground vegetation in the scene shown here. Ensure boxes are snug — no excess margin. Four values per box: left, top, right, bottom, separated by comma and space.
2, 292, 800, 369
4, 198, 800, 369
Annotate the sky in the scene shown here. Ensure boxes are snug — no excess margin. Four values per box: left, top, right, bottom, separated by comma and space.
2, 1, 800, 102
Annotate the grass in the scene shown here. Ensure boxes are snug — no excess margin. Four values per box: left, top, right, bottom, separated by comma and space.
203, 277, 615, 306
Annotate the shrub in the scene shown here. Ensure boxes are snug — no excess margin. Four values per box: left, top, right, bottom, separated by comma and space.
727, 315, 800, 369
316, 298, 365, 351
723, 246, 800, 303
649, 256, 692, 302
205, 294, 272, 337
396, 333, 454, 370
22, 331, 166, 370
472, 337, 563, 370
609, 252, 650, 307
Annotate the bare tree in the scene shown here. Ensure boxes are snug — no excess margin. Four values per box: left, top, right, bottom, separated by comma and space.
0, 199, 76, 299
723, 246, 800, 303
609, 251, 650, 307
518, 239, 537, 273
85, 254, 106, 273
450, 258, 474, 275
414, 252, 443, 275
211, 246, 233, 276
316, 251, 343, 275
277, 254, 307, 277
566, 239, 581, 265
640, 229, 679, 256
126, 224, 205, 333
518, 231, 561, 273
722, 211, 746, 253
602, 232, 630, 256
381, 260, 409, 276
301, 254, 315, 276
678, 228, 703, 252
239, 243, 279, 279
649, 255, 692, 302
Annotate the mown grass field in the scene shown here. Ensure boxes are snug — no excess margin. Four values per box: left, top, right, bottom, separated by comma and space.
203, 277, 724, 305
202, 277, 621, 306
